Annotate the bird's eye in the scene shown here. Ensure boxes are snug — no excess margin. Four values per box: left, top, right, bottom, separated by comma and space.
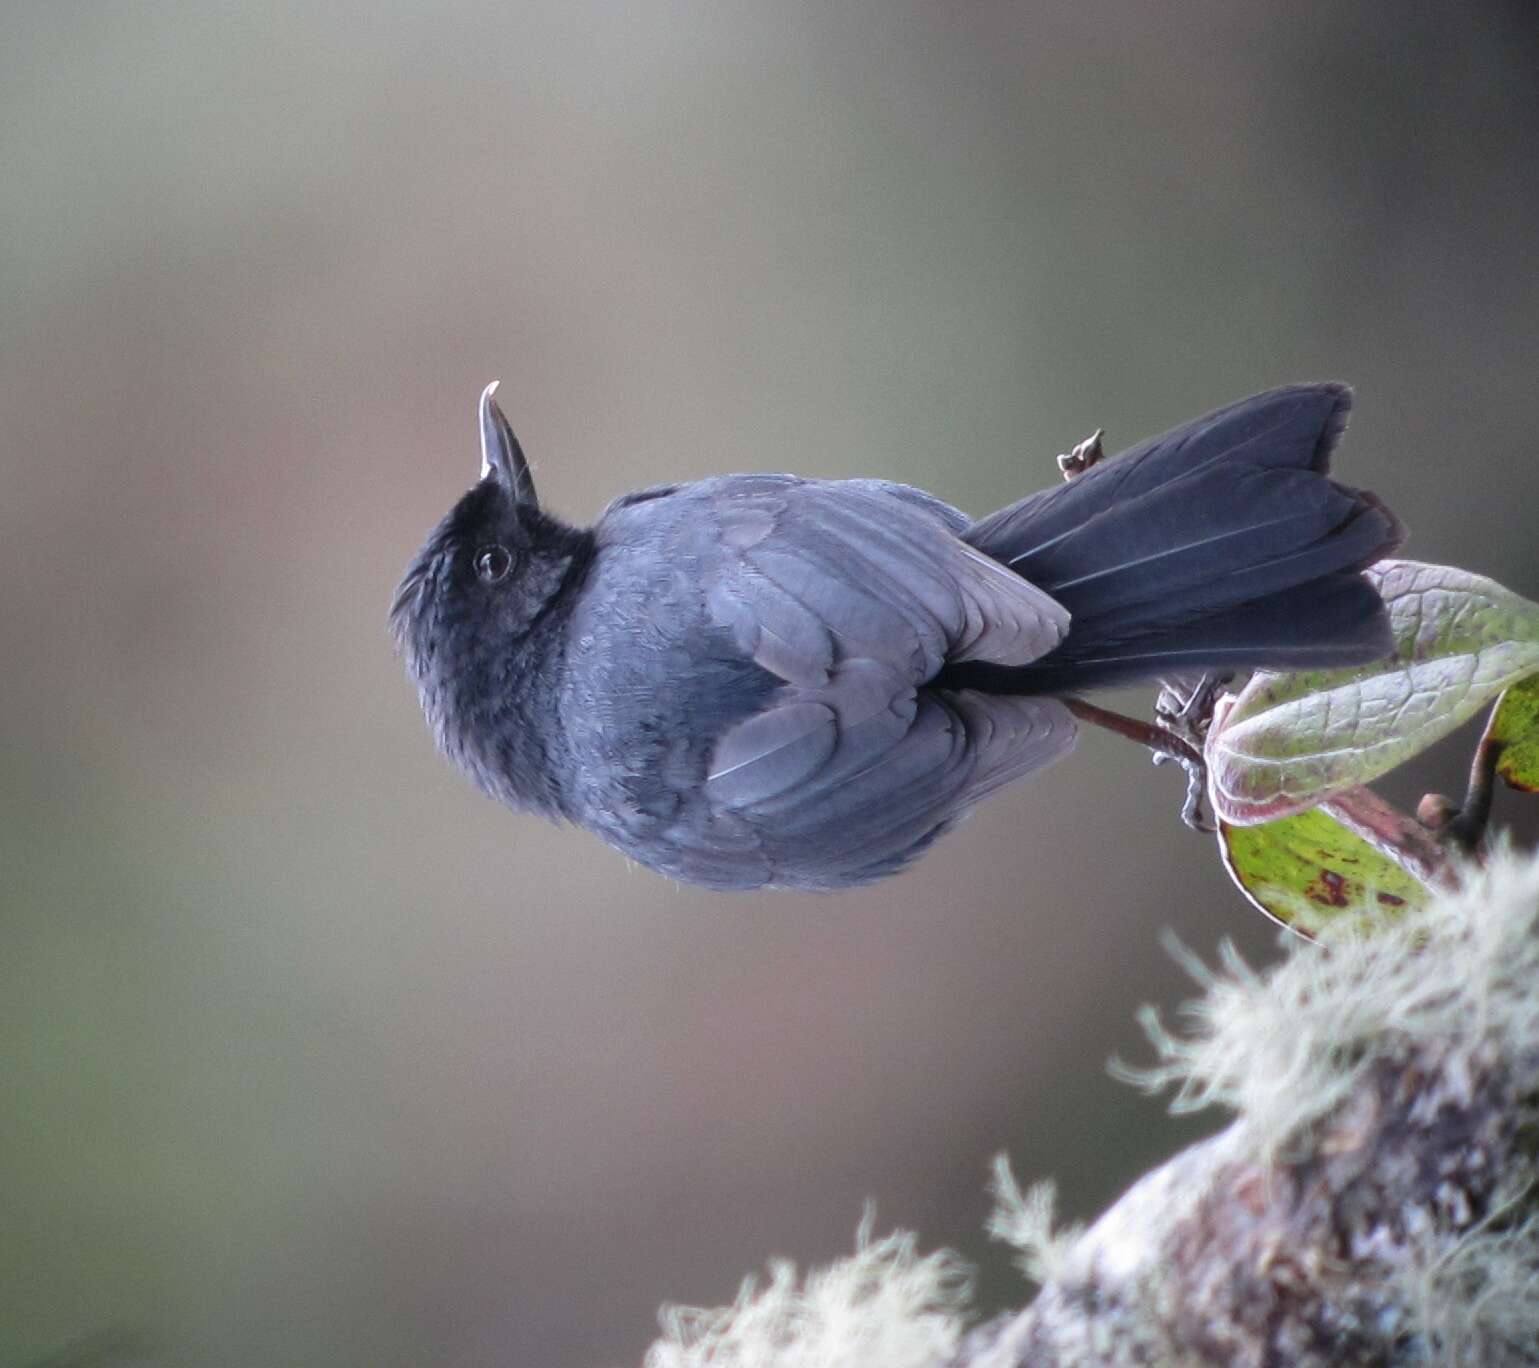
474, 544, 513, 584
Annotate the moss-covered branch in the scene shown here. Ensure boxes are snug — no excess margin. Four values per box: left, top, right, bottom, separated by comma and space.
641, 856, 1539, 1367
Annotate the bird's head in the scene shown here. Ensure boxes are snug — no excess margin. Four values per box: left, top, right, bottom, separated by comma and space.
391, 383, 591, 811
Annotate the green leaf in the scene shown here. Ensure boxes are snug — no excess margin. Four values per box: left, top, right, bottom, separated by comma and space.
1208, 560, 1539, 824
1218, 806, 1431, 935
1491, 674, 1539, 793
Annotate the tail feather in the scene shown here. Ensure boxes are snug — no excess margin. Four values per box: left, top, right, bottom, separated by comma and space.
969, 383, 1355, 566
1020, 465, 1383, 619
954, 384, 1405, 692
966, 573, 1393, 693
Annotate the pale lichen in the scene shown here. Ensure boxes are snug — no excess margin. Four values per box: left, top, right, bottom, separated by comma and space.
643, 1209, 970, 1368
1121, 848, 1539, 1158
636, 852, 1539, 1367
1406, 1203, 1539, 1365
984, 1156, 1082, 1288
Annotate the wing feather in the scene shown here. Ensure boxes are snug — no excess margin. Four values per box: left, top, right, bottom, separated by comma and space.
706, 479, 1069, 685
600, 476, 1078, 889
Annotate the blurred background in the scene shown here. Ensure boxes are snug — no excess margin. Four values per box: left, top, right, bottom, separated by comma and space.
5, 3, 1539, 1365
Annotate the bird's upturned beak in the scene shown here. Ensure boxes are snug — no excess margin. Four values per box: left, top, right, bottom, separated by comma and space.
478, 381, 539, 507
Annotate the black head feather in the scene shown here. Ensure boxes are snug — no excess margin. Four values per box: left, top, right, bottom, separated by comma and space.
391, 403, 592, 817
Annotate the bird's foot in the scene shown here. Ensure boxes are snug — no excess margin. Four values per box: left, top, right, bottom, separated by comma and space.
1061, 696, 1215, 833
1155, 672, 1233, 750
1151, 747, 1215, 833
1056, 429, 1105, 481
1151, 674, 1231, 833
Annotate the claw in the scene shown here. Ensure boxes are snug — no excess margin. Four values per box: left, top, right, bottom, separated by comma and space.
1153, 675, 1226, 832
1155, 672, 1233, 746
1062, 696, 1215, 834
1056, 429, 1105, 481
1152, 748, 1216, 832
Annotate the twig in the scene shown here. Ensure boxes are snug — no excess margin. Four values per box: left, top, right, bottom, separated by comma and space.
1418, 708, 1509, 856
1323, 784, 1459, 892
1063, 696, 1213, 831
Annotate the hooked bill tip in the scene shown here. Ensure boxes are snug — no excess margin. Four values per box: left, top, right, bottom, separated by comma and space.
475, 379, 539, 507
478, 381, 502, 481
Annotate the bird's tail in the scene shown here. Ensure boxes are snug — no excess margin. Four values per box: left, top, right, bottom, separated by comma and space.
953, 384, 1405, 693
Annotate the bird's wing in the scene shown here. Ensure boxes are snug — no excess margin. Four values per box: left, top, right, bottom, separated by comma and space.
702, 478, 1070, 687
695, 679, 1075, 888
678, 479, 1076, 888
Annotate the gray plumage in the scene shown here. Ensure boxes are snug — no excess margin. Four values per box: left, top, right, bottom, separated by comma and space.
392, 383, 1402, 890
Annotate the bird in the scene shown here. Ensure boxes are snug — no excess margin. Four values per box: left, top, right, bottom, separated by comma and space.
391, 381, 1402, 891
